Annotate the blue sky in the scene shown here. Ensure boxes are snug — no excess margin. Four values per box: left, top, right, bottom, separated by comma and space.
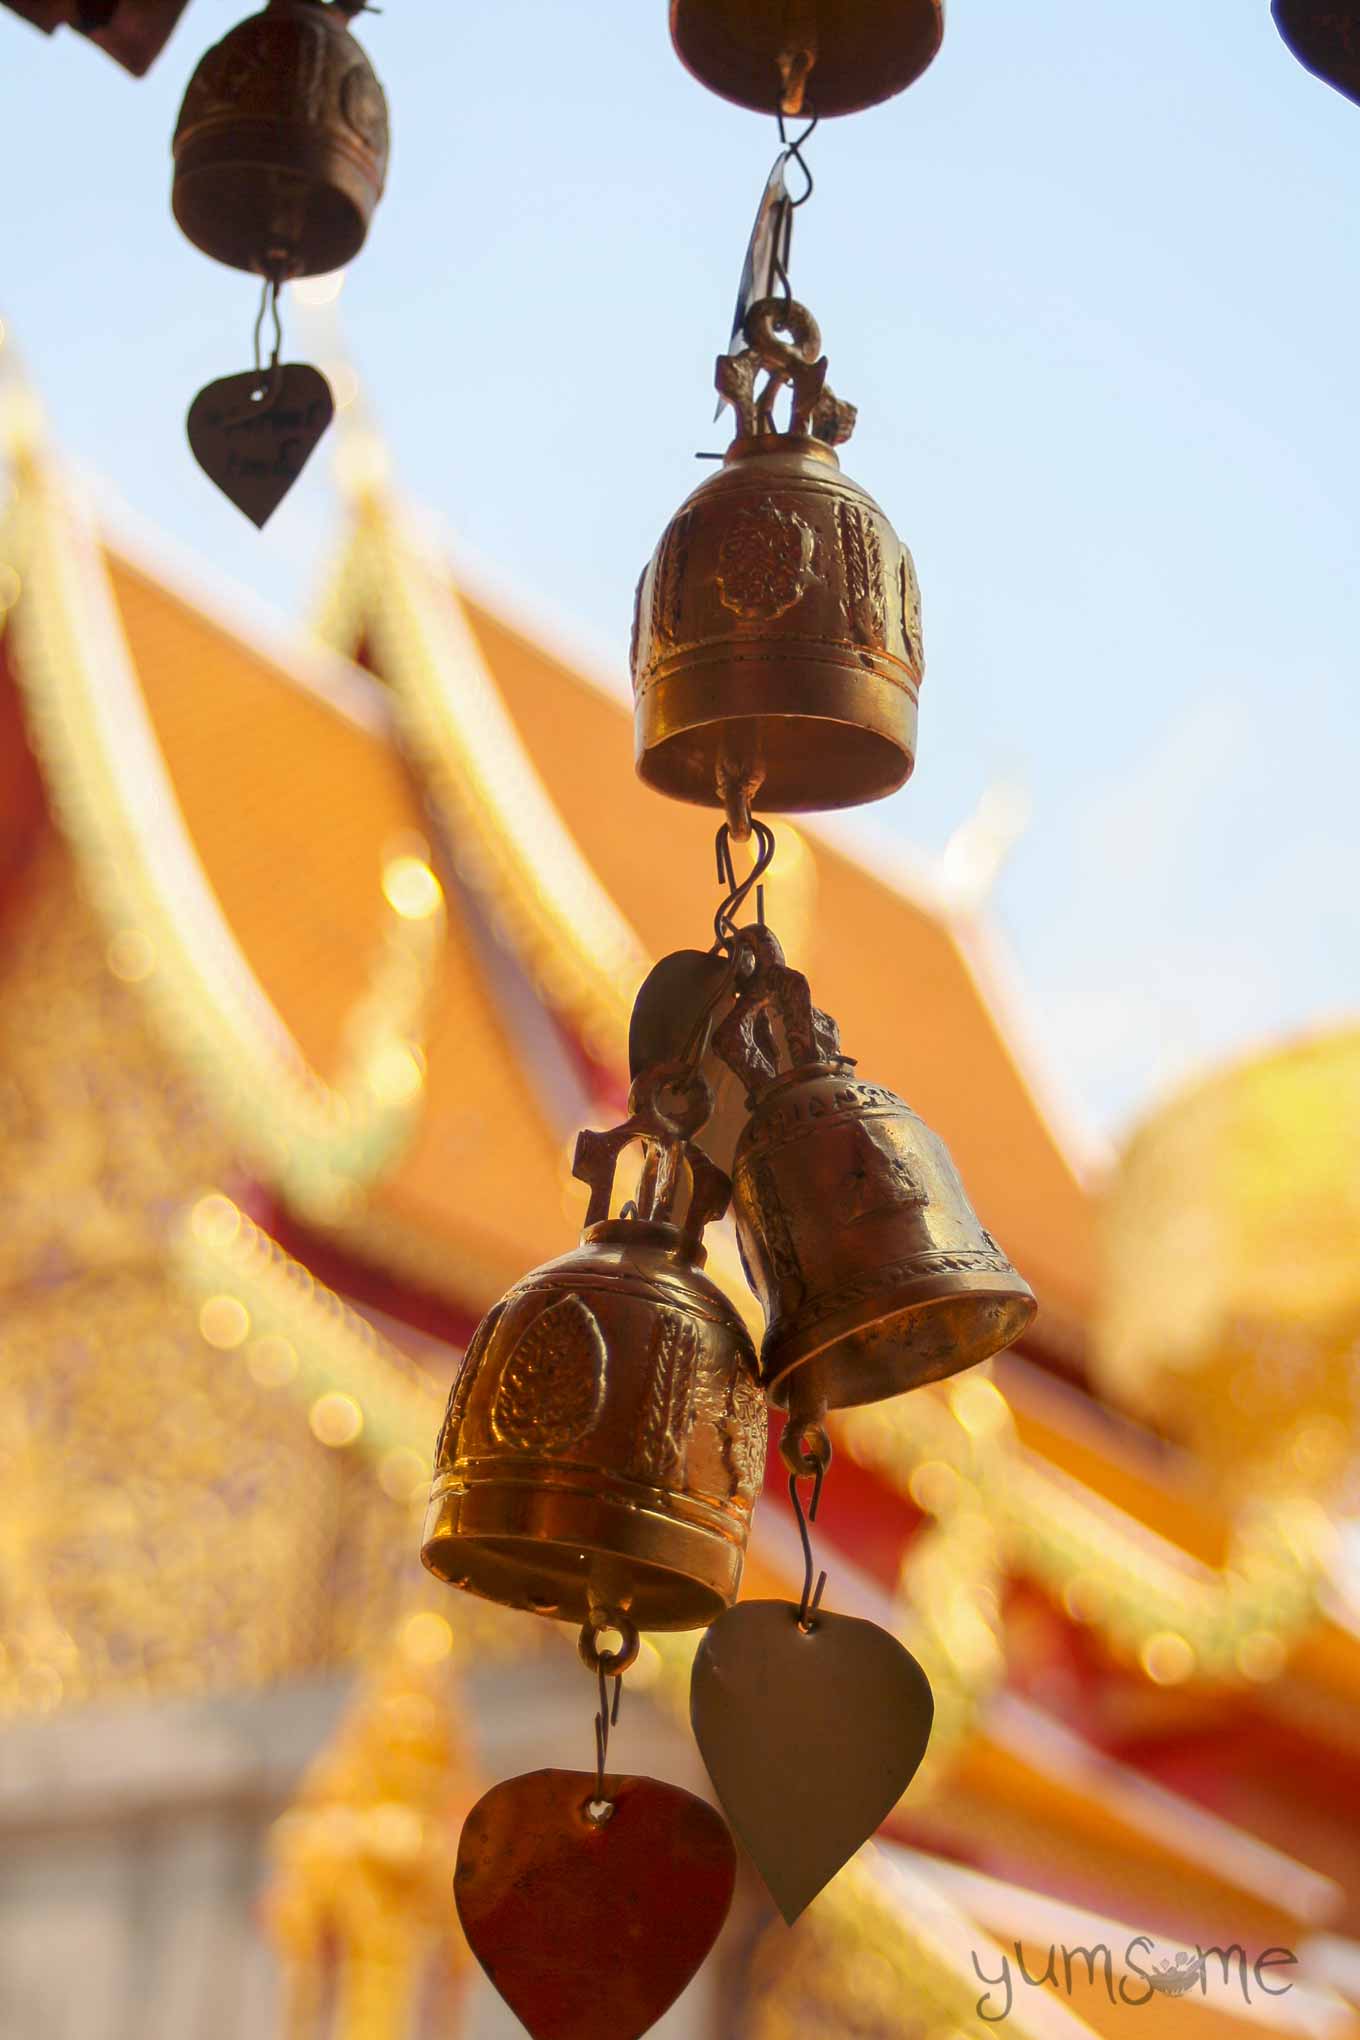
4, 0, 1357, 1144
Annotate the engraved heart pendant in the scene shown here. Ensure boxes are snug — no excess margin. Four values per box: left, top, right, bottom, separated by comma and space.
187, 363, 334, 527
690, 1599, 934, 1922
455, 1768, 736, 2039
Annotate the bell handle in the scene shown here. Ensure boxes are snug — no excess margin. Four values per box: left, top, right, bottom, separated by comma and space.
572, 1120, 731, 1233
712, 931, 838, 1093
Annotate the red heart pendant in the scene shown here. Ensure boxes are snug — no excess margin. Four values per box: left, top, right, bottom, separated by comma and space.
455, 1768, 736, 2040
186, 363, 334, 527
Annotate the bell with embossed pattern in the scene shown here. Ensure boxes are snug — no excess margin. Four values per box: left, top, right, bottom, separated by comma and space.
172, 0, 389, 280
714, 925, 1036, 1436
421, 1064, 766, 1634
632, 296, 922, 825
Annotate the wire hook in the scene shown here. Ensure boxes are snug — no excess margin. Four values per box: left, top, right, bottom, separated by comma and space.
713, 818, 776, 950
781, 1418, 830, 1630
593, 1658, 623, 1807
789, 1466, 828, 1631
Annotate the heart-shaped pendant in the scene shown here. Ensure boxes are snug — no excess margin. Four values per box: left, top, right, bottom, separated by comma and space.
187, 363, 335, 526
455, 1768, 736, 2039
627, 948, 732, 1080
690, 1600, 933, 1922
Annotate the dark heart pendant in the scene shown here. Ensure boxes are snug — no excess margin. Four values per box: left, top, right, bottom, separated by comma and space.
690, 1600, 933, 1923
627, 948, 732, 1080
455, 1768, 736, 2040
187, 363, 335, 527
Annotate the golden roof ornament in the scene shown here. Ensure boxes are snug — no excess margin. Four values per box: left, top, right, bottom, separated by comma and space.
631, 295, 923, 826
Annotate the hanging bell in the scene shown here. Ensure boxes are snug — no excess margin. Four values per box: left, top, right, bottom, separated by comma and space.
632, 297, 922, 822
421, 1065, 767, 1631
669, 0, 944, 118
172, 0, 389, 279
714, 926, 1035, 1431
1272, 2, 1360, 108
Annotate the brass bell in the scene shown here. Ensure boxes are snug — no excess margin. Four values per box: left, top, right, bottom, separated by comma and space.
669, 0, 944, 118
1272, 1, 1360, 108
714, 927, 1035, 1430
172, 0, 389, 279
421, 1068, 766, 1631
632, 297, 922, 822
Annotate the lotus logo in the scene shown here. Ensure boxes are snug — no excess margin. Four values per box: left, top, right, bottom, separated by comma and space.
1146, 1951, 1206, 1997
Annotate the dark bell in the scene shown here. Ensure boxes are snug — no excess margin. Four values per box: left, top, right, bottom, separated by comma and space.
172, 0, 389, 279
713, 926, 1035, 1431
1273, 1, 1360, 109
669, 0, 944, 117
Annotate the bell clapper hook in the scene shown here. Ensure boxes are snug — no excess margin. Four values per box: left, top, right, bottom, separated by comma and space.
781, 1417, 831, 1633
578, 1610, 639, 1825
713, 816, 777, 951
237, 270, 286, 420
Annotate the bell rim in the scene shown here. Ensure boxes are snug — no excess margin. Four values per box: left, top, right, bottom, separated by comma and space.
668, 0, 945, 117
763, 1275, 1037, 1414
634, 660, 918, 815
420, 1475, 747, 1632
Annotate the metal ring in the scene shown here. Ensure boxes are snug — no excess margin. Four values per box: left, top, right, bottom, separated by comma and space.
779, 1416, 832, 1481
630, 1059, 713, 1141
578, 1611, 640, 1677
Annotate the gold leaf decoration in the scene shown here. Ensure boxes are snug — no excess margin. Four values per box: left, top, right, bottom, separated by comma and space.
490, 1295, 607, 1453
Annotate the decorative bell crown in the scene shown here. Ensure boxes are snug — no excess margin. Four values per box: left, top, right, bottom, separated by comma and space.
714, 925, 1035, 1430
631, 297, 922, 823
669, 0, 944, 118
172, 0, 389, 279
421, 1064, 766, 1633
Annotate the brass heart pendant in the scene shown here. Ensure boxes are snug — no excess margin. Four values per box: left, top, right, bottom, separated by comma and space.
186, 363, 335, 526
690, 1599, 934, 1922
455, 1768, 736, 2039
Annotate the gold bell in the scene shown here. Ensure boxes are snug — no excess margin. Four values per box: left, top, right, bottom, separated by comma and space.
172, 0, 389, 279
669, 0, 944, 118
421, 1069, 766, 1632
632, 298, 922, 822
715, 927, 1035, 1430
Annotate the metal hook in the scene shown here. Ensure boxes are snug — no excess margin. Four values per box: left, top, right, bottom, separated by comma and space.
764, 111, 817, 309
578, 1611, 635, 1821
713, 818, 776, 950
234, 275, 287, 423
252, 274, 283, 378
776, 110, 818, 208
789, 1466, 828, 1631
780, 1416, 830, 1629
593, 1658, 624, 1807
